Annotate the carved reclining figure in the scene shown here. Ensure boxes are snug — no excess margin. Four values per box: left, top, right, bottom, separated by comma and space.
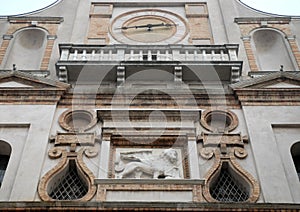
115, 149, 181, 179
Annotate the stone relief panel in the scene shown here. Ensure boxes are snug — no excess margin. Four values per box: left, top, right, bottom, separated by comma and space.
114, 148, 184, 179
107, 133, 190, 179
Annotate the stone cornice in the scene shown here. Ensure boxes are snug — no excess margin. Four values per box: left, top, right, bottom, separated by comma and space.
233, 89, 300, 106
231, 72, 300, 106
98, 110, 201, 122
59, 91, 240, 109
0, 201, 299, 211
234, 17, 291, 24
94, 178, 204, 185
231, 72, 300, 89
0, 70, 69, 88
8, 16, 63, 24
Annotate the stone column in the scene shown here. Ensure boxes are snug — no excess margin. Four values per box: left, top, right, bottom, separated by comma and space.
187, 134, 200, 179
98, 133, 111, 179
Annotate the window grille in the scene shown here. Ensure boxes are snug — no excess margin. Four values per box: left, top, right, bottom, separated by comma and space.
210, 167, 249, 202
49, 161, 88, 200
0, 155, 9, 187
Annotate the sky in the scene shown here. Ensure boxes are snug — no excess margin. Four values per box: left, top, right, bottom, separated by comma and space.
0, 0, 299, 16
241, 0, 300, 16
0, 0, 58, 16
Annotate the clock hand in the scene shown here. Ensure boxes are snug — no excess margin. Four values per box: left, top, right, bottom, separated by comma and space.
115, 23, 164, 30
115, 23, 177, 31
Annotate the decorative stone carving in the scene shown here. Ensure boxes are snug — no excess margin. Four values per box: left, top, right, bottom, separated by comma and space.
198, 131, 260, 203
38, 148, 97, 201
114, 148, 183, 179
38, 109, 100, 201
200, 109, 238, 133
59, 109, 97, 132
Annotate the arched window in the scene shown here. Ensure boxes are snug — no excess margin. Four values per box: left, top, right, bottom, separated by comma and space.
209, 163, 250, 202
252, 29, 296, 71
4, 28, 47, 70
291, 142, 300, 181
0, 141, 11, 188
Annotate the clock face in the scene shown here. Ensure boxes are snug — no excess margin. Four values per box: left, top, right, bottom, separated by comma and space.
110, 9, 188, 44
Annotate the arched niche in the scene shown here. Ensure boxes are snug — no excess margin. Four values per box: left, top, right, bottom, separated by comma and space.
291, 142, 300, 181
252, 29, 296, 71
4, 27, 47, 70
0, 140, 12, 188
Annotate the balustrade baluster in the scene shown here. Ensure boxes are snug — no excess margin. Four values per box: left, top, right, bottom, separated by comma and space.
100, 50, 104, 60
220, 50, 225, 61
202, 50, 206, 60
139, 50, 143, 61
166, 50, 170, 61
185, 50, 189, 61
91, 50, 96, 60
148, 50, 152, 61
82, 50, 87, 60
109, 50, 112, 60
73, 49, 78, 60
157, 50, 161, 61
130, 50, 134, 61
194, 50, 199, 61
211, 50, 216, 61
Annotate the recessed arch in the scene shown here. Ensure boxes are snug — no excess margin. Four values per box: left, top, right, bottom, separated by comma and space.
0, 140, 12, 188
4, 27, 48, 70
251, 28, 296, 71
291, 141, 300, 181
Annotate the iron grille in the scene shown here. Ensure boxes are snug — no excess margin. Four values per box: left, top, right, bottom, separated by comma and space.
210, 168, 249, 202
49, 161, 88, 200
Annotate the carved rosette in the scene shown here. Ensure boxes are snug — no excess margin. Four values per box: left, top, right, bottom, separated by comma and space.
38, 109, 100, 201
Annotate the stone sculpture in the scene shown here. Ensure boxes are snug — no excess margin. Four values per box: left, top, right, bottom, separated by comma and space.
115, 149, 181, 179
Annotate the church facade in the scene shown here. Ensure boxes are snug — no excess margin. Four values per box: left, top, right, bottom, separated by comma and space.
0, 0, 300, 211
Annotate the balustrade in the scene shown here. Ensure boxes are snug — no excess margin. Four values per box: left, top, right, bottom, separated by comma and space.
56, 44, 241, 83
59, 44, 238, 63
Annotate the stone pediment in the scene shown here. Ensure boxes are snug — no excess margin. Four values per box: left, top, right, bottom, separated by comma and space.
0, 71, 70, 104
0, 81, 33, 88
231, 72, 300, 106
231, 72, 300, 90
264, 82, 300, 89
0, 71, 69, 89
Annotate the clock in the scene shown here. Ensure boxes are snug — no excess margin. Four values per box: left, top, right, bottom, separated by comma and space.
110, 9, 188, 44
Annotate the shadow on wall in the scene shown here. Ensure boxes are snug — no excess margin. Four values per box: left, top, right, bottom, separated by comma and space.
0, 141, 11, 188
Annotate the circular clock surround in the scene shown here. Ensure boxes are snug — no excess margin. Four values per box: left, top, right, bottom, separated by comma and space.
110, 9, 188, 44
